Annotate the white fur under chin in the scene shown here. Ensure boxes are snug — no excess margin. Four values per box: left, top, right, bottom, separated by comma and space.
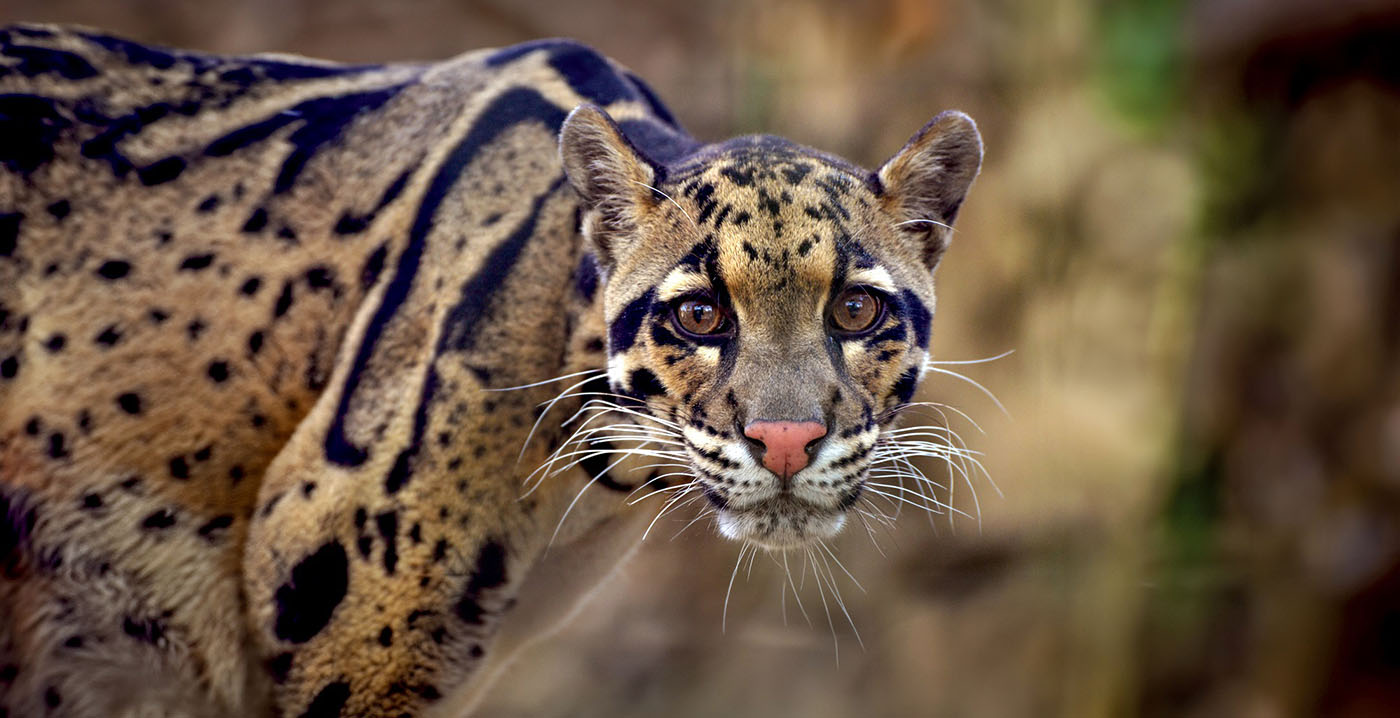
716, 507, 847, 550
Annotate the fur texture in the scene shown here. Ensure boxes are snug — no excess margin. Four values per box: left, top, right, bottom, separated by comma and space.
0, 25, 981, 716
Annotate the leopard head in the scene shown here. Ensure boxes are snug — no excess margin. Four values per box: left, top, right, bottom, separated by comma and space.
559, 105, 982, 549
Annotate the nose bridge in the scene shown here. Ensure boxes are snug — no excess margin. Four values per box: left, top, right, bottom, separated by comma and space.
734, 339, 832, 424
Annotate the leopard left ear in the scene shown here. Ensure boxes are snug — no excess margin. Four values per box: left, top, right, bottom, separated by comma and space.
875, 110, 983, 270
559, 104, 658, 273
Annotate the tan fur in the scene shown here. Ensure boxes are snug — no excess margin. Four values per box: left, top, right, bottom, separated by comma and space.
0, 24, 980, 717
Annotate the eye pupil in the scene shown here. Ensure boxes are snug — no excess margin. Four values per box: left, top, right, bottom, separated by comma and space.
832, 288, 882, 334
675, 298, 725, 336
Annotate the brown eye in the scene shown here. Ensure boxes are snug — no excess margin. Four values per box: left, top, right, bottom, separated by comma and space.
674, 298, 725, 336
831, 287, 883, 334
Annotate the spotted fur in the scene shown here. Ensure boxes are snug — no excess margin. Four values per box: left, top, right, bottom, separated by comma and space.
0, 24, 981, 717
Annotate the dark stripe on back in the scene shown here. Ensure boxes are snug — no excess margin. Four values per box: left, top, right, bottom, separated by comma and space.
325, 86, 568, 467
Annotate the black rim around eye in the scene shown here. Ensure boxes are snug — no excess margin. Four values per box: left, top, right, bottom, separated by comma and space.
830, 287, 885, 335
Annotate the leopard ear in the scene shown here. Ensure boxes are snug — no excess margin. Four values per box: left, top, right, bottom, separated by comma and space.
875, 110, 983, 270
559, 104, 658, 272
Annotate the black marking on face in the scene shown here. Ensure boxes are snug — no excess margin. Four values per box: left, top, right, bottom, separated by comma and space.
455, 540, 508, 625
609, 288, 656, 355
865, 322, 907, 347
46, 199, 70, 219
628, 368, 666, 397
897, 289, 932, 349
274, 540, 350, 643
326, 87, 566, 467
301, 681, 351, 718
892, 366, 920, 404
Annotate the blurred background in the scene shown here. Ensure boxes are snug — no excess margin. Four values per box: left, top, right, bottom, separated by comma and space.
6, 0, 1399, 715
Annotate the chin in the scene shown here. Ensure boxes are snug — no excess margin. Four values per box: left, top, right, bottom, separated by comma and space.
714, 501, 849, 550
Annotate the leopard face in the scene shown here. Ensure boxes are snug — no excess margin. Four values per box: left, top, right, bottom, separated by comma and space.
561, 106, 982, 549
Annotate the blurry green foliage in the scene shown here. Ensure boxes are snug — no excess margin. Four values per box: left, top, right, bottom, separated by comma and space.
1094, 0, 1185, 131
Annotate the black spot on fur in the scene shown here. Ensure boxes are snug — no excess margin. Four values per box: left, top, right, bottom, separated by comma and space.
46, 199, 70, 219
196, 194, 220, 213
44, 685, 61, 708
96, 260, 131, 280
47, 432, 68, 459
0, 212, 21, 257
198, 514, 233, 540
179, 253, 215, 271
81, 493, 102, 510
274, 540, 350, 644
0, 95, 68, 176
137, 156, 185, 185
4, 42, 98, 80
117, 392, 142, 414
242, 208, 268, 233
360, 244, 387, 288
142, 509, 176, 529
247, 331, 264, 355
455, 540, 508, 624
266, 652, 293, 683
305, 266, 334, 289
240, 277, 263, 296
274, 282, 295, 318
378, 626, 393, 647
94, 324, 121, 347
43, 333, 65, 352
207, 361, 230, 383
168, 456, 190, 479
122, 615, 166, 644
0, 355, 17, 379
300, 681, 350, 718
375, 511, 399, 574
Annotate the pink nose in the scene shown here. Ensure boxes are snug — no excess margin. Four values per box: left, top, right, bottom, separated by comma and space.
743, 421, 828, 480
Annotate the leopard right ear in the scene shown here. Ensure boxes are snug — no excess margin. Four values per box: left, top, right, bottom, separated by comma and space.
559, 104, 658, 272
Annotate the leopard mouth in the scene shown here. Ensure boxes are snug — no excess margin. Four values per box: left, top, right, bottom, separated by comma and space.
711, 491, 853, 550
